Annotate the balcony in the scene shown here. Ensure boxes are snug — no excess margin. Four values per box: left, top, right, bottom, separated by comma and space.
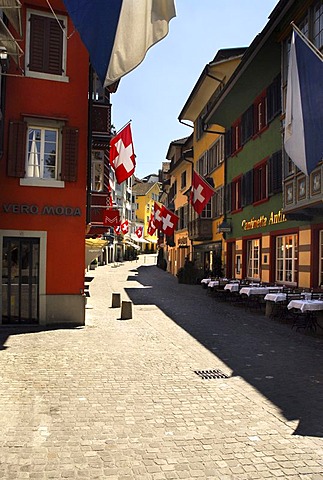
91, 103, 112, 136
188, 218, 213, 241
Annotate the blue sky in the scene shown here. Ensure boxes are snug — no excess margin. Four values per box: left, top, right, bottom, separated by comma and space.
111, 0, 279, 179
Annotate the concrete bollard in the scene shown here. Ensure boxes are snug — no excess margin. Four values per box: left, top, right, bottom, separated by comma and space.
111, 293, 121, 308
121, 301, 132, 319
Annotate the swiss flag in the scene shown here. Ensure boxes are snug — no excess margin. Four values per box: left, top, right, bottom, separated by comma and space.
114, 224, 121, 234
121, 220, 129, 234
110, 123, 136, 184
153, 202, 163, 229
135, 226, 143, 238
103, 208, 120, 226
160, 206, 179, 236
147, 214, 156, 236
190, 171, 215, 215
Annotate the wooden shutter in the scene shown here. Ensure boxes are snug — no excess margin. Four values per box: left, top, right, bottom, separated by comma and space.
7, 121, 27, 177
241, 105, 254, 145
29, 14, 45, 72
224, 129, 232, 159
61, 127, 79, 182
267, 74, 281, 122
225, 183, 232, 213
47, 18, 63, 75
268, 150, 282, 195
29, 14, 63, 75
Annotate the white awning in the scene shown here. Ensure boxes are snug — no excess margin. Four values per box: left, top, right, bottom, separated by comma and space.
131, 233, 149, 244
0, 16, 23, 63
0, 0, 22, 36
125, 239, 140, 250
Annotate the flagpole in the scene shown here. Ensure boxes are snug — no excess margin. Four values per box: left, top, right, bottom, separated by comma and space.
291, 22, 323, 61
115, 119, 132, 135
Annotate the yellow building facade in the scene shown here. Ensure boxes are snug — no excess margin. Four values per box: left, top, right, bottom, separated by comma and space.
132, 181, 161, 252
177, 48, 246, 278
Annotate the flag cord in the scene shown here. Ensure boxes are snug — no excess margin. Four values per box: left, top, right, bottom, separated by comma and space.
45, 0, 76, 40
291, 22, 323, 61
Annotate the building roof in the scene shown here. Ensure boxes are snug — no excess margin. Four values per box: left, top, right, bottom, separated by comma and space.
132, 182, 159, 196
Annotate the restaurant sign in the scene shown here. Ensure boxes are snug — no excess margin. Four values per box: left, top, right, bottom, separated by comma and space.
241, 210, 286, 231
2, 203, 81, 216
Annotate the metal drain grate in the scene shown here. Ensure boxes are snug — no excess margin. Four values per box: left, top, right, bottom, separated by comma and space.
194, 369, 229, 379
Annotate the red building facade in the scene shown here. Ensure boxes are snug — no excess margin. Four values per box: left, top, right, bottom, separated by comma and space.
0, 0, 89, 325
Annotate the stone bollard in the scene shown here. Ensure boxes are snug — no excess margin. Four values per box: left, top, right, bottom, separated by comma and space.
121, 301, 132, 320
111, 292, 121, 308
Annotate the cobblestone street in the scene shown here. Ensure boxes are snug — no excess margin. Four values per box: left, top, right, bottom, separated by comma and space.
0, 255, 322, 479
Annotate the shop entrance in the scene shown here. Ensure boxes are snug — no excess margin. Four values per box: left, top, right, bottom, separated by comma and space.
2, 237, 40, 324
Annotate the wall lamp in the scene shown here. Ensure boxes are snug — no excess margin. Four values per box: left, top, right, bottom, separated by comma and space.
0, 48, 8, 72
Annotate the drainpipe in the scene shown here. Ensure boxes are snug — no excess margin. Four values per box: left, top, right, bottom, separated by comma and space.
86, 64, 93, 225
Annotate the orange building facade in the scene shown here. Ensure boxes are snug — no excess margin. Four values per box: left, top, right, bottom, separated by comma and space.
0, 0, 89, 325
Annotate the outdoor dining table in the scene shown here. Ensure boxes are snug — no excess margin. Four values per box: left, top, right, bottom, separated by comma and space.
287, 299, 323, 331
224, 283, 240, 292
287, 299, 323, 313
239, 286, 283, 296
201, 278, 212, 284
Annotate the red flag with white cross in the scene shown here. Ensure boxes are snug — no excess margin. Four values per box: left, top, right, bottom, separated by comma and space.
110, 123, 136, 184
135, 226, 143, 238
160, 206, 179, 236
153, 202, 163, 229
190, 170, 215, 215
147, 213, 156, 236
120, 220, 129, 234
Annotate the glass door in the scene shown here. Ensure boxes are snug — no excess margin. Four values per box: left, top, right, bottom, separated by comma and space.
2, 237, 40, 324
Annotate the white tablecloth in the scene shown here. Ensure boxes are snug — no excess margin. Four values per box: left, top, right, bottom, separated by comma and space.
240, 286, 282, 297
201, 278, 212, 285
208, 280, 220, 288
287, 299, 323, 313
264, 293, 287, 303
224, 283, 240, 292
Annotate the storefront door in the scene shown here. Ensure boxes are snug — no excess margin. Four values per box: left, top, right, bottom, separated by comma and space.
2, 237, 40, 324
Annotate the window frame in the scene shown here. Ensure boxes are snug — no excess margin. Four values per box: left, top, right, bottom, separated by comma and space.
20, 117, 65, 188
275, 234, 298, 285
25, 8, 69, 82
231, 175, 242, 212
253, 158, 268, 204
246, 238, 261, 280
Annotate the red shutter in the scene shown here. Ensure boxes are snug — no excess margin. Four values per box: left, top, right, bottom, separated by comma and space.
7, 121, 27, 177
61, 127, 79, 182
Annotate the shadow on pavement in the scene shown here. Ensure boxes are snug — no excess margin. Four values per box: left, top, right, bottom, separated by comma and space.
125, 264, 323, 438
0, 324, 82, 351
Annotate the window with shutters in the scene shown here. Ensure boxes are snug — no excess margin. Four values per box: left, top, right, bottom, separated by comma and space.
25, 9, 68, 82
253, 90, 267, 135
7, 118, 78, 187
231, 176, 242, 212
253, 159, 268, 204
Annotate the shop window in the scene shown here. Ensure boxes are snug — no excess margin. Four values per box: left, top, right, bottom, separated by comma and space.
275, 234, 298, 284
253, 160, 267, 203
91, 150, 104, 192
25, 9, 68, 81
247, 239, 260, 279
8, 119, 78, 187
